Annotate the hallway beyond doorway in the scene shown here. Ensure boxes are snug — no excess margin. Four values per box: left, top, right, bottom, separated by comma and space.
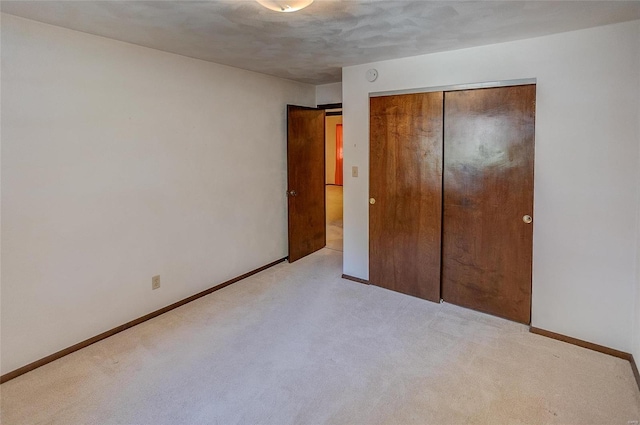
326, 185, 343, 252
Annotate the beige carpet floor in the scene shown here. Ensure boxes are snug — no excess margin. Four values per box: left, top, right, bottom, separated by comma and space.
2, 249, 639, 424
326, 185, 343, 252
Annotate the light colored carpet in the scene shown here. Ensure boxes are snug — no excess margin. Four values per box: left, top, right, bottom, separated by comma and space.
326, 185, 343, 252
2, 249, 639, 424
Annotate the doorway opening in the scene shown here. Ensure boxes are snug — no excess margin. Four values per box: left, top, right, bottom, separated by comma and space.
286, 103, 342, 262
322, 104, 343, 252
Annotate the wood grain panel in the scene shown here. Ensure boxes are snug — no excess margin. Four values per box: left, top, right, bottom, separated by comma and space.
287, 105, 326, 262
369, 92, 443, 302
442, 85, 536, 324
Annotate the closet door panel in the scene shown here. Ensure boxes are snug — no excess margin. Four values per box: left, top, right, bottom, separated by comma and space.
369, 92, 443, 302
442, 85, 535, 324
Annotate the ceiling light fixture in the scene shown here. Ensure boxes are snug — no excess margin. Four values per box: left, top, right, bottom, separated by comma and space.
256, 0, 314, 13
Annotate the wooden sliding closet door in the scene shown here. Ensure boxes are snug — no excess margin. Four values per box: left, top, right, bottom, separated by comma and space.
442, 85, 536, 324
369, 92, 443, 302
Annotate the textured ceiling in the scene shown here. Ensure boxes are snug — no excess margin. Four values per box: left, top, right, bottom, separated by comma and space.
2, 1, 640, 85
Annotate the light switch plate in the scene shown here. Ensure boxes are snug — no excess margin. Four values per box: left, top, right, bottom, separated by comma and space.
352, 166, 358, 177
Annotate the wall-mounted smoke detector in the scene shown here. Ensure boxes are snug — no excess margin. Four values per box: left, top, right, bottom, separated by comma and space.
256, 0, 314, 12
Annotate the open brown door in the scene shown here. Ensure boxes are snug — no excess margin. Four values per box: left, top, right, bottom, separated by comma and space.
369, 92, 443, 302
287, 105, 326, 263
442, 85, 535, 324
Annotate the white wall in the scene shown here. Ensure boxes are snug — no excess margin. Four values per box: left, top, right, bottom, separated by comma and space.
635, 36, 640, 364
342, 20, 640, 352
635, 171, 640, 362
0, 14, 315, 374
0, 15, 3, 375
316, 82, 342, 105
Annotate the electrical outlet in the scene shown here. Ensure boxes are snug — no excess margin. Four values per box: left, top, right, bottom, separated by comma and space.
152, 275, 160, 290
352, 166, 358, 177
